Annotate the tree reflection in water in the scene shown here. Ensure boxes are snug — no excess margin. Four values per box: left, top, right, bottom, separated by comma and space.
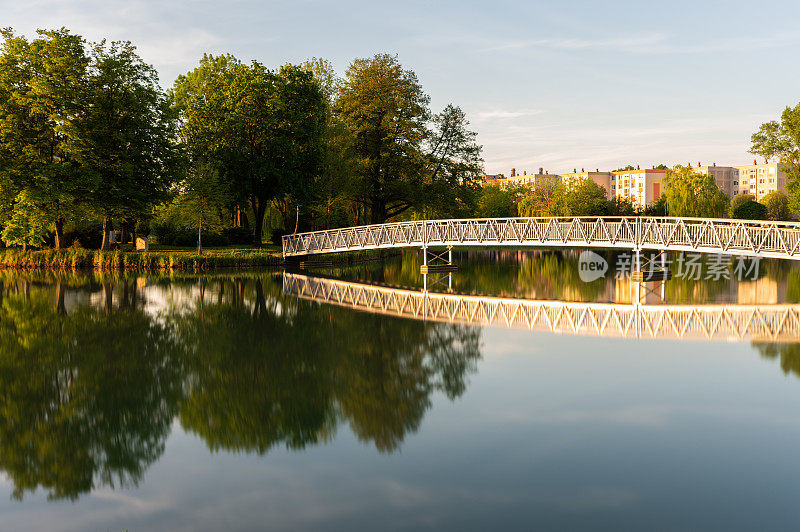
753, 342, 800, 378
0, 263, 796, 502
0, 277, 183, 500
0, 274, 481, 499
175, 277, 482, 454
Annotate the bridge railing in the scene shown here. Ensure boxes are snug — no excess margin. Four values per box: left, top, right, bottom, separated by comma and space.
283, 272, 800, 341
283, 217, 800, 260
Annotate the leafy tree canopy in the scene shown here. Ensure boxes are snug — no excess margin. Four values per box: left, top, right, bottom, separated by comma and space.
751, 102, 800, 215
335, 54, 482, 224
733, 199, 768, 220
761, 191, 791, 221
664, 166, 729, 218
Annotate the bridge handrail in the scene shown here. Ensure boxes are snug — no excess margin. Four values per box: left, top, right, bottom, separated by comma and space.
283, 272, 800, 341
282, 216, 800, 260
287, 216, 800, 239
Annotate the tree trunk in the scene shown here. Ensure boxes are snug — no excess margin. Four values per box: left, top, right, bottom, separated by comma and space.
293, 205, 300, 234
370, 200, 387, 225
197, 209, 203, 256
54, 218, 64, 250
120, 220, 129, 246
101, 216, 110, 251
252, 199, 267, 246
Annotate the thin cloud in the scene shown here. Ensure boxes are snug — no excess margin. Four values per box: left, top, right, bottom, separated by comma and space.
481, 34, 669, 53
480, 32, 800, 55
473, 109, 545, 121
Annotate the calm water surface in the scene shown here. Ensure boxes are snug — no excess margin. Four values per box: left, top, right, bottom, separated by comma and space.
1, 250, 800, 531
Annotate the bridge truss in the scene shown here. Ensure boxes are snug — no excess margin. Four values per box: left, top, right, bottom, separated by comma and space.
283, 217, 800, 261
283, 273, 800, 342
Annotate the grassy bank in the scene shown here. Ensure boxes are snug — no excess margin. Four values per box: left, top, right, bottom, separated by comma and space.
0, 246, 284, 271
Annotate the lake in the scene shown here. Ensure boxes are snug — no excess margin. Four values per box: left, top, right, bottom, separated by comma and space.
1, 249, 800, 531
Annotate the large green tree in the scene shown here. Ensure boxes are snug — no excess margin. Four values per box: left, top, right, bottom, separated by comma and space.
476, 184, 522, 218
664, 166, 729, 218
70, 39, 179, 249
565, 178, 609, 216
761, 191, 791, 221
733, 199, 768, 220
297, 58, 357, 230
176, 58, 325, 244
518, 177, 568, 217
730, 193, 755, 216
751, 102, 800, 215
0, 28, 90, 248
171, 54, 240, 252
336, 54, 482, 224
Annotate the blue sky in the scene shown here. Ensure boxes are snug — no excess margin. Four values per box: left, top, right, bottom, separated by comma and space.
4, 0, 800, 174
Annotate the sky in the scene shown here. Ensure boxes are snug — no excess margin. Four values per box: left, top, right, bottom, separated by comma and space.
3, 0, 800, 174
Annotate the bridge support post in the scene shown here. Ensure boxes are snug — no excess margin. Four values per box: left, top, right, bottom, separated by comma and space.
420, 246, 456, 274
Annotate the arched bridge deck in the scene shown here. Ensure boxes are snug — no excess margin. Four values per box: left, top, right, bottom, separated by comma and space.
282, 217, 800, 260
283, 273, 800, 342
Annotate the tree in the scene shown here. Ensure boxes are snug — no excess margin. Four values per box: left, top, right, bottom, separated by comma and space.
0, 28, 90, 248
751, 102, 800, 215
171, 162, 231, 255
172, 54, 241, 252
336, 54, 429, 224
419, 104, 483, 218
609, 197, 637, 216
476, 184, 520, 217
518, 177, 567, 217
733, 199, 768, 220
177, 58, 325, 244
269, 65, 326, 235
565, 178, 608, 216
71, 39, 179, 250
761, 191, 791, 221
299, 58, 353, 229
335, 54, 482, 224
731, 193, 755, 216
0, 190, 52, 250
644, 194, 667, 216
664, 166, 729, 218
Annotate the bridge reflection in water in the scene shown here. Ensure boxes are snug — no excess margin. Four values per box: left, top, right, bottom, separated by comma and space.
283, 272, 800, 342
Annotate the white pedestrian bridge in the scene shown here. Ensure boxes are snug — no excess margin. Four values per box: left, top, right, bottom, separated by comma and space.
283, 217, 800, 260
283, 273, 800, 342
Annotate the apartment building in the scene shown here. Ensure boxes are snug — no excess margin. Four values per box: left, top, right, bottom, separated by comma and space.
560, 169, 613, 198
504, 167, 558, 188
732, 161, 787, 200
694, 163, 739, 196
610, 167, 665, 207
480, 174, 503, 185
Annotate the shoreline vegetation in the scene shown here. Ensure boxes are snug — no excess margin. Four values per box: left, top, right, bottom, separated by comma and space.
0, 245, 401, 271
0, 247, 283, 271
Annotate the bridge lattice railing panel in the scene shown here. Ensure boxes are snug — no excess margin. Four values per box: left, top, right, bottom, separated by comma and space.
282, 273, 800, 341
283, 217, 800, 260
